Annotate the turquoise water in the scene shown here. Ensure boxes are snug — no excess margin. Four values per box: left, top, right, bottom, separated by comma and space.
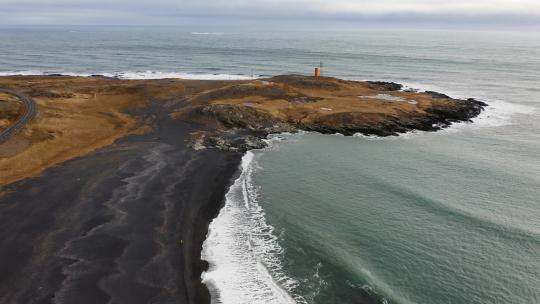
1, 26, 539, 304
251, 129, 540, 304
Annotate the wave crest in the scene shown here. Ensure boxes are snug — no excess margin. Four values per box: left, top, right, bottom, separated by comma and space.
0, 70, 255, 80
201, 151, 305, 304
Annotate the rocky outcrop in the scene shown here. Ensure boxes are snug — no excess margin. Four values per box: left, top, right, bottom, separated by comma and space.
192, 104, 285, 131
425, 91, 451, 99
303, 98, 487, 136
366, 81, 403, 91
173, 76, 487, 151
427, 98, 487, 123
183, 97, 486, 151
180, 104, 295, 152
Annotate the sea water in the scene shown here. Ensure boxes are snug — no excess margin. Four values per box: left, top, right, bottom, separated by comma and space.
1, 25, 539, 304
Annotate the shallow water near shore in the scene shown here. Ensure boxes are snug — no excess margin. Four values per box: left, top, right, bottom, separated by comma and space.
245, 127, 540, 304
1, 26, 540, 303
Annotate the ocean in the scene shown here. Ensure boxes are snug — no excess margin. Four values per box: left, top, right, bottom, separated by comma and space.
1, 25, 539, 304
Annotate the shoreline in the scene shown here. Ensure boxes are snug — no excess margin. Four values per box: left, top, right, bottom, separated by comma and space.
0, 105, 243, 304
0, 74, 487, 304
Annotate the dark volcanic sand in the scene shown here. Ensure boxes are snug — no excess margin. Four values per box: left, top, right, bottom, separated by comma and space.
0, 110, 241, 304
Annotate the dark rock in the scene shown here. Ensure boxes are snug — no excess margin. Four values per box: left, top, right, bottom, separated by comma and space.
425, 91, 451, 99
427, 98, 487, 124
366, 81, 403, 91
91, 74, 118, 80
181, 81, 487, 151
205, 133, 268, 152
198, 104, 279, 130
298, 97, 487, 138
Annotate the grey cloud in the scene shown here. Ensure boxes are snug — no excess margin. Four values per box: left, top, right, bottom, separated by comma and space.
0, 0, 539, 26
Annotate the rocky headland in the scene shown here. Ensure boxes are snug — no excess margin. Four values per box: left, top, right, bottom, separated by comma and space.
172, 75, 486, 151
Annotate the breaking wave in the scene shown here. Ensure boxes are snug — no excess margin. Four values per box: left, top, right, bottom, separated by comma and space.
201, 152, 306, 304
353, 91, 536, 140
0, 70, 256, 80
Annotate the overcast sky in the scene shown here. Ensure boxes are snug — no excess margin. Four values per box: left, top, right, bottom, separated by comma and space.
1, 0, 539, 26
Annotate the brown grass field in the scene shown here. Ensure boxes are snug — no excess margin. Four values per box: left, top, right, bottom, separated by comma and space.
0, 75, 466, 186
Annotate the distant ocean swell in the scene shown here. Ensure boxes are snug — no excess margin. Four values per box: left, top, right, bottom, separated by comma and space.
0, 70, 256, 80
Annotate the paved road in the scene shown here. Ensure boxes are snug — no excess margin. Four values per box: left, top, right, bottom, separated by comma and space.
0, 88, 36, 143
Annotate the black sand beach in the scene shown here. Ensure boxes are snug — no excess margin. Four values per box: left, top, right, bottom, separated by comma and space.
0, 110, 241, 304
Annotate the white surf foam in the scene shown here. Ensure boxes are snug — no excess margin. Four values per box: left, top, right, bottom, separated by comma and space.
350, 80, 537, 140
201, 151, 306, 304
0, 70, 92, 77
102, 71, 255, 80
353, 99, 535, 141
401, 81, 536, 128
465, 99, 536, 128
0, 70, 256, 80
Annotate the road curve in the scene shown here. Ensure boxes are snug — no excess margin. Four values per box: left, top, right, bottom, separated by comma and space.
0, 88, 36, 143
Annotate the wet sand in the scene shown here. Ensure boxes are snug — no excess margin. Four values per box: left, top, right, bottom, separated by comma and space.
0, 111, 241, 304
